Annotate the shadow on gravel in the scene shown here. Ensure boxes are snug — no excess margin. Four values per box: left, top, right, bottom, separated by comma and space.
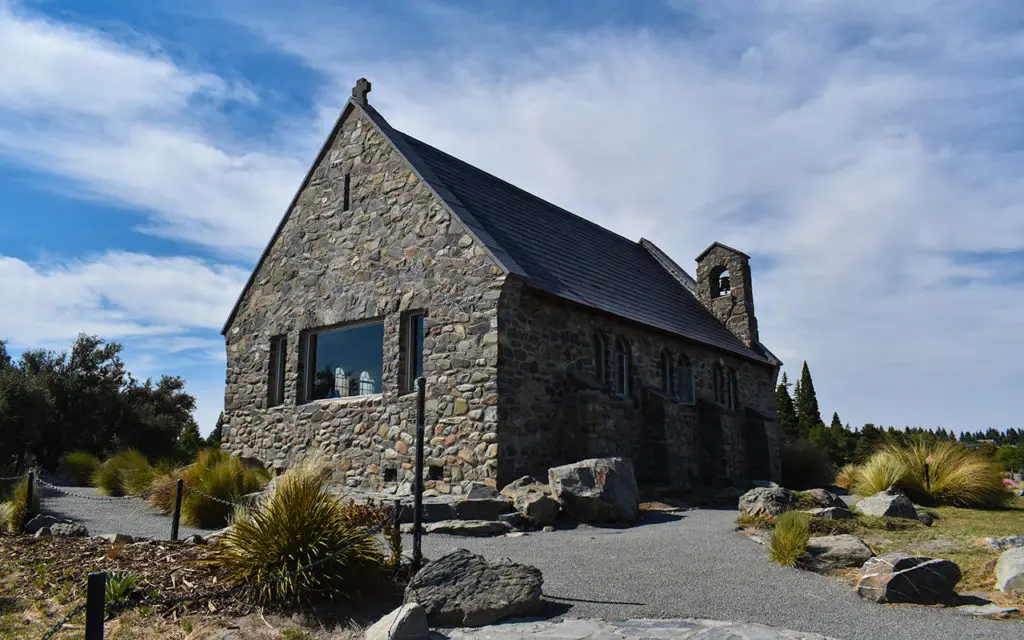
543, 593, 644, 607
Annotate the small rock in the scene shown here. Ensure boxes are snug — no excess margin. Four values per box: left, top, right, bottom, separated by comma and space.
917, 513, 934, 527
425, 520, 513, 537
800, 489, 846, 509
463, 482, 499, 500
856, 552, 961, 604
96, 533, 134, 545
749, 479, 779, 489
548, 457, 639, 523
33, 527, 51, 538
805, 507, 854, 520
505, 532, 528, 538
984, 535, 1024, 552
995, 547, 1024, 594
953, 603, 1019, 618
542, 526, 555, 533
500, 476, 548, 499
803, 535, 873, 572
853, 488, 918, 520
25, 514, 63, 534
364, 603, 430, 640
182, 534, 205, 546
203, 526, 232, 545
404, 548, 543, 626
50, 523, 89, 537
498, 512, 529, 530
738, 487, 796, 517
513, 491, 559, 526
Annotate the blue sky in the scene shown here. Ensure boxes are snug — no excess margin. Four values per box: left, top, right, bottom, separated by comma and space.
2, 0, 1023, 435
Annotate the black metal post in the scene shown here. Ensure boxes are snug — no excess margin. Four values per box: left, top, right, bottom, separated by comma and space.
85, 571, 105, 640
170, 478, 184, 541
23, 471, 34, 531
412, 376, 426, 574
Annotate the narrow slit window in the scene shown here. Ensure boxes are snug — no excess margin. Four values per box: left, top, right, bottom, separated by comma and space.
659, 350, 675, 398
678, 356, 696, 405
593, 332, 607, 383
614, 338, 632, 397
342, 173, 351, 211
267, 335, 287, 407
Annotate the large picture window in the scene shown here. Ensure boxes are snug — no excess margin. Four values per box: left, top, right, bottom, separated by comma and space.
303, 321, 384, 402
401, 312, 426, 393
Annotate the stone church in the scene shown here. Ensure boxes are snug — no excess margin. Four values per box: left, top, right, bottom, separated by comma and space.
221, 78, 783, 492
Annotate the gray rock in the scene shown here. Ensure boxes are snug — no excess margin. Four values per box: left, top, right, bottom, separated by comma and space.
803, 535, 873, 572
953, 603, 1019, 618
96, 533, 134, 545
404, 548, 543, 626
33, 527, 51, 538
498, 512, 529, 530
513, 491, 559, 526
451, 497, 513, 521
425, 520, 513, 537
364, 603, 430, 640
237, 456, 266, 472
853, 488, 918, 520
856, 552, 961, 604
749, 479, 779, 489
804, 507, 854, 520
995, 547, 1024, 594
203, 526, 232, 545
396, 501, 456, 524
182, 534, 205, 546
25, 514, 64, 534
738, 487, 796, 517
462, 482, 499, 500
917, 513, 934, 527
984, 535, 1024, 551
500, 476, 548, 499
548, 457, 639, 523
50, 522, 89, 537
800, 489, 846, 510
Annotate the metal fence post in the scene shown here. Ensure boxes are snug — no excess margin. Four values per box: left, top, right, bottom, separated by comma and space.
170, 479, 184, 541
412, 376, 426, 574
23, 471, 34, 531
85, 571, 105, 640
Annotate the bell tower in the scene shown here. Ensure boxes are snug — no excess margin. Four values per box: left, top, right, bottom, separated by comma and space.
695, 242, 759, 347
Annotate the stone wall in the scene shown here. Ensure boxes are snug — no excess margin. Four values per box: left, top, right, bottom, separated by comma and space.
222, 105, 506, 491
696, 244, 759, 347
496, 280, 780, 489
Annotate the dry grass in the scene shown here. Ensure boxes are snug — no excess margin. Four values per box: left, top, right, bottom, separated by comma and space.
834, 464, 860, 490
853, 440, 1012, 508
767, 511, 811, 567
92, 450, 153, 497
58, 451, 102, 485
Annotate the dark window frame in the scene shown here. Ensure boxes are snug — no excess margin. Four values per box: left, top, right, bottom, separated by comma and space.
301, 318, 385, 403
267, 334, 287, 408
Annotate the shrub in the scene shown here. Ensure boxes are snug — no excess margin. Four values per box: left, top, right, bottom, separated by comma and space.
834, 463, 861, 490
767, 511, 811, 567
105, 572, 143, 605
0, 477, 40, 533
92, 450, 153, 496
338, 499, 402, 572
209, 462, 385, 604
59, 452, 102, 485
781, 441, 834, 490
179, 455, 268, 528
854, 439, 1011, 508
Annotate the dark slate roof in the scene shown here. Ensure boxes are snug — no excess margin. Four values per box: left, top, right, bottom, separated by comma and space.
390, 128, 767, 362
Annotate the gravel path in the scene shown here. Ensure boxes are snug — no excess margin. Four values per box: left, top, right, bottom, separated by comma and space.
410, 508, 1022, 640
38, 484, 214, 540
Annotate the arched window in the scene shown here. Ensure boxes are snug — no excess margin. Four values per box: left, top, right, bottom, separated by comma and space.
592, 332, 607, 382
659, 350, 675, 397
710, 265, 731, 298
677, 355, 695, 405
714, 364, 738, 409
614, 338, 632, 397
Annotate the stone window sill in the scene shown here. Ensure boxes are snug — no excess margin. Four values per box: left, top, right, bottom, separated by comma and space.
303, 394, 383, 407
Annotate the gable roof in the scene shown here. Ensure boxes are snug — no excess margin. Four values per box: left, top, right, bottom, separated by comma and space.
223, 97, 770, 363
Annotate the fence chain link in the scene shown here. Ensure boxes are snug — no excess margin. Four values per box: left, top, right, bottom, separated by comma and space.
0, 473, 29, 482
182, 483, 247, 508
39, 602, 87, 640
36, 478, 173, 502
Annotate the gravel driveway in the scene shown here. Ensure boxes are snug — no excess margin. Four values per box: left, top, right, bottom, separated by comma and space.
38, 484, 214, 541
411, 508, 1022, 640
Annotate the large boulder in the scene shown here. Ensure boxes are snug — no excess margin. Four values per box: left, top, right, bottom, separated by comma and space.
995, 547, 1024, 594
803, 535, 873, 572
451, 497, 514, 521
855, 553, 961, 604
799, 489, 846, 510
805, 507, 854, 520
548, 458, 639, 523
853, 488, 918, 520
51, 522, 89, 537
364, 603, 430, 640
513, 492, 559, 526
738, 487, 796, 517
404, 548, 544, 626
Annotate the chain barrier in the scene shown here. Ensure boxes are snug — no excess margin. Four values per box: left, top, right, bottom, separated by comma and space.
35, 478, 173, 502
181, 483, 246, 508
39, 602, 87, 640
0, 472, 30, 482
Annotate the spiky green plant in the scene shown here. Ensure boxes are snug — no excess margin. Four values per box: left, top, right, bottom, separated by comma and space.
105, 571, 144, 605
59, 452, 102, 485
91, 450, 153, 496
767, 510, 811, 567
1, 477, 40, 533
209, 462, 385, 604
854, 439, 1011, 508
179, 454, 268, 528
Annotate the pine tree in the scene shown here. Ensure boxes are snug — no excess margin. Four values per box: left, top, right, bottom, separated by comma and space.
776, 373, 799, 443
826, 412, 850, 464
795, 361, 822, 440
206, 412, 224, 447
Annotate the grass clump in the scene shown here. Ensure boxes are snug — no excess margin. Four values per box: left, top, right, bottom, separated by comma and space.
210, 461, 386, 604
91, 450, 153, 497
834, 463, 860, 490
853, 439, 1012, 508
105, 572, 144, 605
781, 441, 834, 490
767, 511, 811, 567
0, 477, 40, 533
58, 452, 102, 485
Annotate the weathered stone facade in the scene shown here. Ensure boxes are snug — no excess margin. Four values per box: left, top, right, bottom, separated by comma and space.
222, 93, 781, 493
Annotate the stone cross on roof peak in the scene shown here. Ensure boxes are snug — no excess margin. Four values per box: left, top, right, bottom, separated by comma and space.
352, 77, 372, 105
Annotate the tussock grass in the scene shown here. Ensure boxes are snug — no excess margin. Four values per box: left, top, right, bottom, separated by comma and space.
834, 464, 861, 490
210, 462, 385, 604
0, 477, 40, 533
767, 511, 811, 567
853, 440, 1012, 508
92, 450, 153, 497
149, 449, 269, 529
58, 452, 101, 485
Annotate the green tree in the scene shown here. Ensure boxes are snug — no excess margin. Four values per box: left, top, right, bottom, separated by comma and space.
795, 361, 823, 440
996, 444, 1024, 473
207, 412, 224, 448
854, 423, 884, 462
776, 372, 799, 443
